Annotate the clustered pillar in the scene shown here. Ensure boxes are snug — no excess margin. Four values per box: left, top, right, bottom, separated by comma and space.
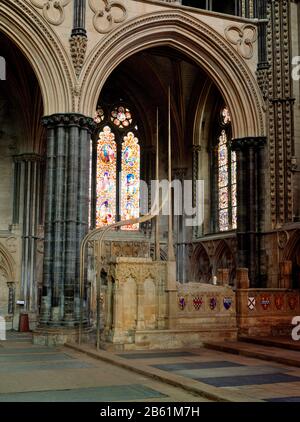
231, 137, 266, 287
12, 154, 44, 313
40, 114, 95, 327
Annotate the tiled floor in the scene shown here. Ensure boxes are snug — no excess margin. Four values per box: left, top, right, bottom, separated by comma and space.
118, 347, 300, 402
2, 333, 300, 402
0, 333, 206, 402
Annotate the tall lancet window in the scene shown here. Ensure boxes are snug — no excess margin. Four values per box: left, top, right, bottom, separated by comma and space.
96, 126, 117, 227
94, 104, 140, 230
217, 107, 237, 231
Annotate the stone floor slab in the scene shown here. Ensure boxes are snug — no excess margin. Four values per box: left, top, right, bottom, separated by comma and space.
197, 373, 300, 387
0, 353, 73, 363
0, 384, 167, 402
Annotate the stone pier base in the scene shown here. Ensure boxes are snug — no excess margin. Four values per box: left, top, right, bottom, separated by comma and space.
32, 326, 95, 346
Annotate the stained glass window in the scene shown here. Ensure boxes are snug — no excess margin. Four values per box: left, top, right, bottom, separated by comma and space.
96, 126, 117, 227
94, 104, 140, 230
217, 107, 237, 231
121, 132, 140, 230
111, 105, 132, 129
94, 107, 105, 124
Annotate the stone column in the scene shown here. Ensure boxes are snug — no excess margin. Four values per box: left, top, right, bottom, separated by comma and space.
173, 167, 187, 283
192, 145, 201, 238
13, 154, 44, 313
231, 137, 266, 287
40, 114, 94, 327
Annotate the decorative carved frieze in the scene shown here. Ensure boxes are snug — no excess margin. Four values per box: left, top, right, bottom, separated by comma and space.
89, 0, 127, 34
69, 34, 87, 78
29, 0, 71, 26
224, 24, 257, 59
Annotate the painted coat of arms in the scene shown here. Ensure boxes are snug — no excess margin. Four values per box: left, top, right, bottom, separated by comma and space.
223, 297, 232, 310
178, 296, 186, 311
248, 297, 256, 311
274, 294, 284, 311
193, 296, 203, 311
210, 297, 217, 310
260, 294, 271, 310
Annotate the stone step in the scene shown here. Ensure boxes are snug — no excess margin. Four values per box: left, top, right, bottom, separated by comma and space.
203, 340, 300, 368
239, 335, 300, 352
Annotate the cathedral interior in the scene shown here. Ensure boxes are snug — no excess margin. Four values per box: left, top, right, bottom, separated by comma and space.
0, 0, 300, 350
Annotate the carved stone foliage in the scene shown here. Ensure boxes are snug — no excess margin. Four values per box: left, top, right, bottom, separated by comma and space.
225, 24, 257, 59
69, 35, 88, 78
89, 0, 127, 34
29, 0, 71, 26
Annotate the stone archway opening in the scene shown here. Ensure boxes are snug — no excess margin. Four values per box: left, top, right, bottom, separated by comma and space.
0, 32, 45, 322
89, 45, 244, 284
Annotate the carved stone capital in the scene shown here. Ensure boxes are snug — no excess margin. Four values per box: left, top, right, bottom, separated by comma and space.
42, 113, 96, 133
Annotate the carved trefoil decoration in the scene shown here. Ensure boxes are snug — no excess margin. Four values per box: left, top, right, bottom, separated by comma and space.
29, 0, 71, 26
70, 35, 88, 77
225, 24, 257, 60
89, 0, 127, 34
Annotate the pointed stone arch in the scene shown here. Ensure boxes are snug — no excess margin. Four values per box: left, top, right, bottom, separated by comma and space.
0, 243, 15, 283
214, 240, 236, 284
0, 0, 74, 114
80, 10, 265, 139
190, 243, 212, 283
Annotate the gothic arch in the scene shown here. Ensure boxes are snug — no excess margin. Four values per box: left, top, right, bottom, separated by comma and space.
281, 230, 300, 289
190, 243, 212, 283
0, 0, 74, 114
214, 240, 236, 283
0, 244, 15, 282
80, 10, 265, 139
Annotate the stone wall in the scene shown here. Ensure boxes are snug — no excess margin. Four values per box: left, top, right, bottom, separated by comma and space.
237, 288, 300, 337
100, 258, 237, 350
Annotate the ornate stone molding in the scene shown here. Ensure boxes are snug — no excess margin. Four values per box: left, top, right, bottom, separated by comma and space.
42, 113, 96, 132
225, 24, 257, 60
29, 0, 71, 26
80, 11, 265, 138
69, 34, 88, 78
89, 0, 127, 34
1, 0, 74, 113
266, 0, 293, 226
